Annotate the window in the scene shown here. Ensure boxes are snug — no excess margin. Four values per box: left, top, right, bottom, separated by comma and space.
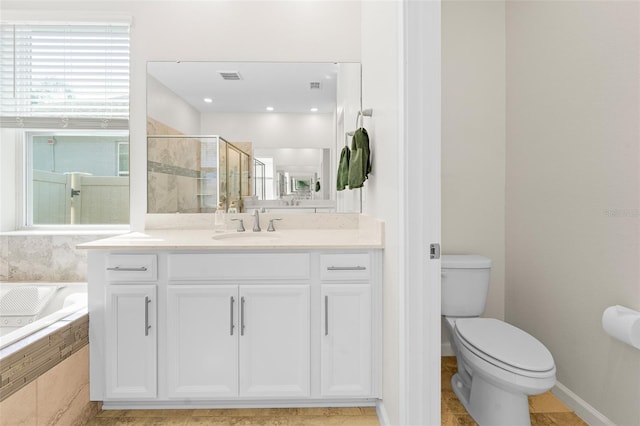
0, 23, 130, 127
0, 22, 130, 228
28, 131, 129, 225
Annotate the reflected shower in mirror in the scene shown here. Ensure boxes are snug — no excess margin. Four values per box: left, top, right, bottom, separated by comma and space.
147, 135, 251, 214
146, 61, 362, 213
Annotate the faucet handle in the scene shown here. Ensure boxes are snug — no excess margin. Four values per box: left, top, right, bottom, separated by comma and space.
267, 218, 282, 232
231, 218, 245, 232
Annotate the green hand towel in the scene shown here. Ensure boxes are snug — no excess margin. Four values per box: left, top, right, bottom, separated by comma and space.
336, 145, 351, 191
348, 128, 371, 189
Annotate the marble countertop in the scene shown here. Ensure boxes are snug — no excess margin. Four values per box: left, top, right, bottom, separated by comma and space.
77, 213, 384, 250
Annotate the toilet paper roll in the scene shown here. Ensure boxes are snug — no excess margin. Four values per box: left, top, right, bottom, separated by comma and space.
602, 305, 640, 350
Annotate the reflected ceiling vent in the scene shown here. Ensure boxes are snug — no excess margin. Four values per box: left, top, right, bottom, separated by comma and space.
219, 71, 242, 81
309, 81, 322, 90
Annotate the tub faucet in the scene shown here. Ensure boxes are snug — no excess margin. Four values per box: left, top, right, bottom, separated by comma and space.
252, 209, 261, 232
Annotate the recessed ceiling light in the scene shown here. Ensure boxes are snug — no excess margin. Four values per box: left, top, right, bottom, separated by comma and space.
310, 107, 318, 112
266, 106, 274, 111
203, 97, 213, 103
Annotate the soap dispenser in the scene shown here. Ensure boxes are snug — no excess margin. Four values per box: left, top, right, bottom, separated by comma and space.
214, 202, 226, 233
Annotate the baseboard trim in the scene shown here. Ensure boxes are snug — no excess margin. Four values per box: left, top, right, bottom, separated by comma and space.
441, 341, 454, 356
376, 400, 391, 426
553, 381, 615, 426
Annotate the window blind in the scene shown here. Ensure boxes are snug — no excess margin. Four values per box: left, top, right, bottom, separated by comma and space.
0, 23, 129, 129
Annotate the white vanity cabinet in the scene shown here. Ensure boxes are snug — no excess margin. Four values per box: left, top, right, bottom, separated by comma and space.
88, 249, 381, 409
166, 286, 238, 398
105, 285, 157, 399
237, 285, 310, 398
165, 253, 311, 399
320, 254, 372, 397
102, 255, 158, 399
166, 284, 310, 399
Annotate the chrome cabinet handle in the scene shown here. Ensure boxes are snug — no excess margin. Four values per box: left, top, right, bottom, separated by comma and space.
324, 295, 329, 336
107, 266, 148, 272
240, 297, 246, 336
144, 296, 151, 336
327, 266, 366, 271
230, 296, 235, 336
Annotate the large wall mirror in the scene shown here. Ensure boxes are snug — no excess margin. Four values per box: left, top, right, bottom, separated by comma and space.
146, 61, 362, 214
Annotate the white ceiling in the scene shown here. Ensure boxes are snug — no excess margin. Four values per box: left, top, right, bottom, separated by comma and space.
147, 61, 339, 114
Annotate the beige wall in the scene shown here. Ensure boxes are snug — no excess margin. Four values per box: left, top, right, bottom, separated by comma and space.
506, 2, 640, 425
442, 0, 506, 324
443, 1, 639, 423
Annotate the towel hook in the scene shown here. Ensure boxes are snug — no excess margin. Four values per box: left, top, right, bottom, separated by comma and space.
345, 131, 355, 147
355, 108, 373, 129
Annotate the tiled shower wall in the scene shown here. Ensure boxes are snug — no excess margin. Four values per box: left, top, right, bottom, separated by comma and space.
0, 234, 105, 282
147, 117, 204, 214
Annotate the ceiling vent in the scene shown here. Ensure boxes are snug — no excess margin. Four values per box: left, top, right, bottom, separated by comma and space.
309, 81, 322, 90
219, 71, 242, 81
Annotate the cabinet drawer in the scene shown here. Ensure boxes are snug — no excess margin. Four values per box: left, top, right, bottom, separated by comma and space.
320, 254, 370, 281
106, 254, 157, 282
168, 253, 310, 281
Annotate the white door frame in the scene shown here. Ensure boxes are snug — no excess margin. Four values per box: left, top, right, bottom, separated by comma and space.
399, 1, 442, 425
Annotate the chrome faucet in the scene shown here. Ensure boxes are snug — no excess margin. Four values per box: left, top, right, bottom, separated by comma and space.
267, 218, 282, 232
252, 209, 261, 232
231, 218, 245, 232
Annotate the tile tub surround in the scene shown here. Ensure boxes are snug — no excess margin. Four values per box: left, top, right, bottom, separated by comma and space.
0, 345, 99, 426
0, 310, 88, 401
0, 233, 117, 282
78, 213, 385, 250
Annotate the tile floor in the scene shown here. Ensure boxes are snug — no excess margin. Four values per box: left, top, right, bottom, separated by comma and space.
86, 407, 379, 425
86, 357, 588, 425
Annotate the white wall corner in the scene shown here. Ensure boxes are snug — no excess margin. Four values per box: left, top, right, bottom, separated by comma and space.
376, 400, 392, 426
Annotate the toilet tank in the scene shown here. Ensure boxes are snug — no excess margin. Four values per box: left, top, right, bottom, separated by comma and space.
441, 255, 492, 317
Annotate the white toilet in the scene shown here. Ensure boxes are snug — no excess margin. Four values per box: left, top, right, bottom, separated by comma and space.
442, 255, 556, 426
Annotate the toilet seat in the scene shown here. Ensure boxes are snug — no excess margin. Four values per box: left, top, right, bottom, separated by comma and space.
454, 318, 555, 377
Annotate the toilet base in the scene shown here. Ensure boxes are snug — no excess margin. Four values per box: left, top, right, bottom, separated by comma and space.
451, 372, 531, 426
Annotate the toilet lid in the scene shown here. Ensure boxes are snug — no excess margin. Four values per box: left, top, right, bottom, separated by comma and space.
455, 318, 555, 373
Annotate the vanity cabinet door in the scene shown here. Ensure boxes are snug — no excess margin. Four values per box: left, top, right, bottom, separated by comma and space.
166, 286, 238, 398
238, 285, 310, 398
105, 284, 157, 399
321, 284, 372, 396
